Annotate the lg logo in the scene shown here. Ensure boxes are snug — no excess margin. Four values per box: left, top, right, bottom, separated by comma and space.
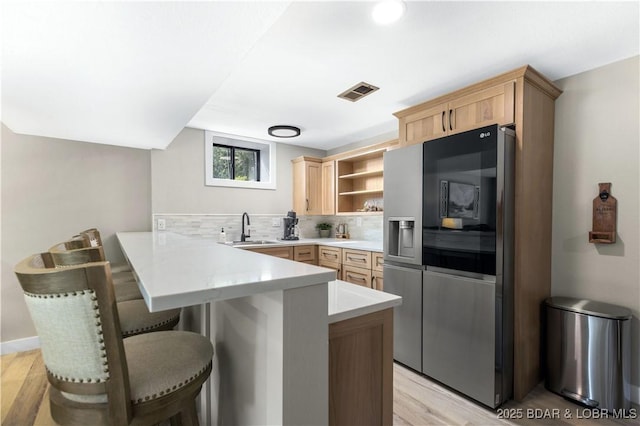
480, 132, 491, 138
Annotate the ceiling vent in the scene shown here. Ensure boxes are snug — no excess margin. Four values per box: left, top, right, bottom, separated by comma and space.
338, 82, 379, 102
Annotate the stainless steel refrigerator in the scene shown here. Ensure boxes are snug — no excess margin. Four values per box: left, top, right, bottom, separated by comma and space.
383, 143, 424, 373
383, 125, 514, 408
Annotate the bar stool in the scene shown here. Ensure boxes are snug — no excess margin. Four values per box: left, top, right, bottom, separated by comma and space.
63, 237, 142, 302
14, 253, 213, 425
48, 244, 181, 338
77, 228, 132, 275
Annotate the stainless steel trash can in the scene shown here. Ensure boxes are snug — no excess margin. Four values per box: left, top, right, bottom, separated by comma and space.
545, 297, 631, 411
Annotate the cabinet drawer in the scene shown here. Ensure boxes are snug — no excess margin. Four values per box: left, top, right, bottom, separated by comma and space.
372, 270, 384, 291
342, 249, 372, 269
248, 246, 293, 260
319, 246, 342, 263
319, 259, 341, 278
372, 252, 384, 271
343, 265, 372, 288
294, 245, 317, 262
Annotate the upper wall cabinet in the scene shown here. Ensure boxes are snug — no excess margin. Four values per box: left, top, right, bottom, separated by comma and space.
293, 140, 398, 216
396, 81, 515, 146
336, 148, 385, 215
292, 157, 322, 215
321, 160, 336, 215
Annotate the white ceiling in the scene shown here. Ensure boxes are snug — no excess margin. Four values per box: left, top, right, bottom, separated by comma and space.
2, 1, 638, 151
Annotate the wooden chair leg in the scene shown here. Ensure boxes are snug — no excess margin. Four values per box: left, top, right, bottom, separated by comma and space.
180, 400, 199, 426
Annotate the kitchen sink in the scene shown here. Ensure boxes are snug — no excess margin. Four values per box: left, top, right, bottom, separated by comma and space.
229, 240, 279, 246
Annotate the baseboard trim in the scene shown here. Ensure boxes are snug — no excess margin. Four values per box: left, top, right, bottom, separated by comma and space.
0, 336, 40, 355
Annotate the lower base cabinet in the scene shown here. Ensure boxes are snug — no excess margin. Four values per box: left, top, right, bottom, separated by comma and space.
343, 265, 372, 288
372, 270, 384, 291
247, 246, 294, 259
294, 245, 317, 265
249, 245, 384, 289
329, 308, 393, 426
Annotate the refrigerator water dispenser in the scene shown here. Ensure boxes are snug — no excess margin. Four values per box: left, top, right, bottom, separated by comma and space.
388, 218, 415, 259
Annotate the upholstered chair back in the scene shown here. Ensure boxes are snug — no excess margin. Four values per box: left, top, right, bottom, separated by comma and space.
14, 254, 132, 424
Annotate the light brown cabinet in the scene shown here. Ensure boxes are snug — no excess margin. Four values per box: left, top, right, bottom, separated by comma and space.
247, 246, 294, 260
372, 253, 384, 291
397, 81, 515, 146
319, 246, 342, 264
318, 246, 342, 278
342, 265, 372, 288
329, 308, 393, 426
321, 161, 336, 215
293, 140, 397, 217
292, 157, 322, 215
340, 248, 383, 290
250, 243, 383, 290
342, 248, 372, 270
294, 245, 317, 265
336, 149, 385, 215
394, 65, 562, 401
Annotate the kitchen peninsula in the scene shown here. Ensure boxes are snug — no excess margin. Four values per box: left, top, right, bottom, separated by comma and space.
116, 231, 400, 425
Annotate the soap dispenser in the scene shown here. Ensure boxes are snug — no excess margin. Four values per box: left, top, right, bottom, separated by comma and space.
218, 227, 226, 243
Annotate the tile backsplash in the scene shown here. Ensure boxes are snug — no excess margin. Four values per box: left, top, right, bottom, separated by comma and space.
153, 213, 382, 242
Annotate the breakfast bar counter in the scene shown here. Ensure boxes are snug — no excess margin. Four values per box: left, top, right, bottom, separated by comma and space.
116, 231, 400, 425
116, 231, 336, 312
117, 231, 334, 425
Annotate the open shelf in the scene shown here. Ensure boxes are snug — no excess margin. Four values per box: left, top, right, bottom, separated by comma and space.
338, 189, 383, 196
336, 147, 387, 214
338, 170, 384, 180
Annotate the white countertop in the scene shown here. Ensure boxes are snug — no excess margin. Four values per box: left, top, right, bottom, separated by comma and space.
116, 232, 336, 312
226, 237, 383, 252
328, 280, 401, 323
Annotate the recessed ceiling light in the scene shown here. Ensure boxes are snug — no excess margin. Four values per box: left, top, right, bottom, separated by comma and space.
268, 125, 301, 138
372, 0, 406, 25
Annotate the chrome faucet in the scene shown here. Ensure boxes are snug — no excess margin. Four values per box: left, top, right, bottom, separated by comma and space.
241, 212, 251, 242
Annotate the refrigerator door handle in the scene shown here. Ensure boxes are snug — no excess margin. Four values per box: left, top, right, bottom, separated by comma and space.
426, 265, 496, 283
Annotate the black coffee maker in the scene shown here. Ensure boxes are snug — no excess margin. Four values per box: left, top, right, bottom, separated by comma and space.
282, 211, 299, 240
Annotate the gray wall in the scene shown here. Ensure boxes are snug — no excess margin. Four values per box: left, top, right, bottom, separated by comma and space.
151, 127, 325, 214
1, 124, 152, 343
552, 56, 639, 393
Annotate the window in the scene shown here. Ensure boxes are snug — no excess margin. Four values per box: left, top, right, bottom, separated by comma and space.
205, 131, 276, 189
212, 144, 260, 181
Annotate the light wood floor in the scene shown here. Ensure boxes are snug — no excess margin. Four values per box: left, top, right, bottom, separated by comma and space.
2, 349, 639, 425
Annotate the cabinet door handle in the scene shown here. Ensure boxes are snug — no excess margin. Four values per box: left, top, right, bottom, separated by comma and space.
449, 109, 453, 131
299, 251, 311, 255
323, 252, 338, 259
347, 274, 366, 282
347, 256, 366, 263
441, 111, 446, 132
306, 199, 309, 211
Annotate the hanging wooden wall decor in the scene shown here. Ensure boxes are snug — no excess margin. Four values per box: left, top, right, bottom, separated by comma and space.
589, 182, 617, 243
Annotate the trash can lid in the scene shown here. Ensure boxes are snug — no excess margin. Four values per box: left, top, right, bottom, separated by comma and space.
545, 297, 632, 320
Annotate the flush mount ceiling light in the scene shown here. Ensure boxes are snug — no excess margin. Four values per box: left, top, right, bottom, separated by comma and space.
372, 0, 406, 25
268, 125, 301, 138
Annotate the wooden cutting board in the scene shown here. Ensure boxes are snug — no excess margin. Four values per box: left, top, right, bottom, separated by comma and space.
589, 182, 616, 243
